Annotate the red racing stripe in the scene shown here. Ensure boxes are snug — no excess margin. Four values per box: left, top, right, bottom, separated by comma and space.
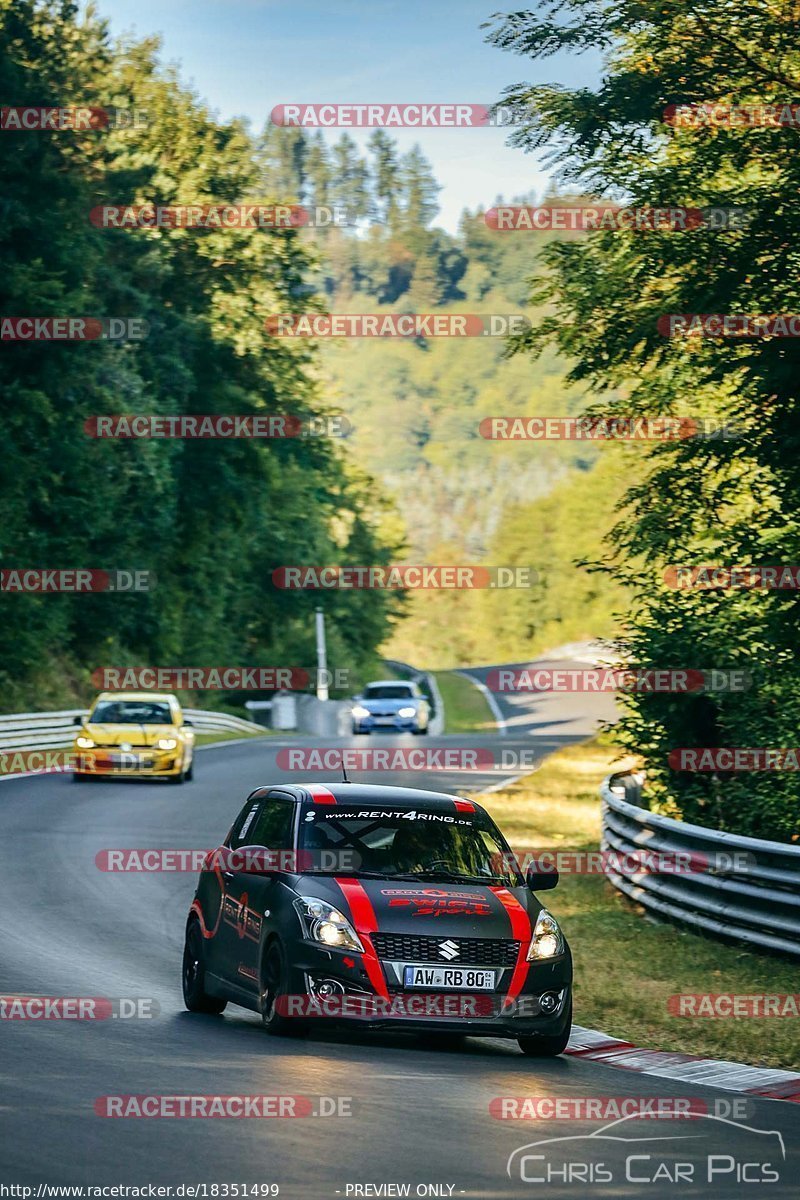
306, 785, 336, 804
335, 878, 389, 1000
490, 886, 532, 1010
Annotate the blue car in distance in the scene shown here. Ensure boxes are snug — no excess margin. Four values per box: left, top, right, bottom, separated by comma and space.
351, 680, 430, 735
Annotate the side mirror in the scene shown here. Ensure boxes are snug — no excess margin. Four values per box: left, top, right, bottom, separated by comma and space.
73, 715, 84, 725
526, 862, 559, 892
183, 719, 193, 728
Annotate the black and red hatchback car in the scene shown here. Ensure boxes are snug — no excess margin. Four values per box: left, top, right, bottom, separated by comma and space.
182, 782, 572, 1056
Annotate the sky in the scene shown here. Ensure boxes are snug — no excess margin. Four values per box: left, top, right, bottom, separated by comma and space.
91, 0, 602, 232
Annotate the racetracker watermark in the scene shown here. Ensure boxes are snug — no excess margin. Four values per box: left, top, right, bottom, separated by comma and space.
490, 1097, 751, 1120
94, 1095, 352, 1118
84, 414, 350, 439
265, 314, 529, 338
668, 747, 800, 771
274, 994, 560, 1019
276, 747, 495, 771
665, 102, 800, 128
668, 994, 800, 1018
0, 750, 100, 777
665, 565, 800, 589
270, 103, 517, 127
0, 569, 152, 593
659, 313, 800, 337
90, 204, 351, 228
272, 566, 535, 589
0, 996, 158, 1019
485, 205, 751, 232
94, 848, 360, 873
478, 416, 741, 440
485, 668, 749, 693
1, 317, 148, 340
505, 848, 755, 877
90, 666, 320, 690
1, 106, 147, 130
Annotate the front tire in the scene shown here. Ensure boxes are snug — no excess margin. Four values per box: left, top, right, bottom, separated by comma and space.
182, 919, 227, 1014
517, 1000, 572, 1057
260, 940, 306, 1036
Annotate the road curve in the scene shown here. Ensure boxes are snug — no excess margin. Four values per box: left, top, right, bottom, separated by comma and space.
0, 661, 796, 1196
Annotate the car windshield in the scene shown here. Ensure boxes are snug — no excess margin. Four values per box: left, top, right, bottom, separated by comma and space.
89, 701, 173, 725
363, 685, 414, 700
299, 806, 522, 885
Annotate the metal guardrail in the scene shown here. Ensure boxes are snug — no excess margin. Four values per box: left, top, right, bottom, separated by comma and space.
600, 773, 800, 957
0, 706, 263, 754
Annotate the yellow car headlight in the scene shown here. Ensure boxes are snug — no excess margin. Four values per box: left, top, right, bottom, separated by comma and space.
526, 909, 565, 960
157, 738, 178, 750
76, 736, 95, 750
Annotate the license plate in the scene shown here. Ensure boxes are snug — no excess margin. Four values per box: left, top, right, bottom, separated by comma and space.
403, 966, 496, 990
102, 754, 147, 768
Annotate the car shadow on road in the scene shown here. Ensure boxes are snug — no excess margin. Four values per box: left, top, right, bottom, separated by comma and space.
172, 1009, 575, 1066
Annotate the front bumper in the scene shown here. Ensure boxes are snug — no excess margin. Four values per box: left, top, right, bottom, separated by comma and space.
73, 748, 186, 778
353, 715, 421, 733
285, 939, 572, 1037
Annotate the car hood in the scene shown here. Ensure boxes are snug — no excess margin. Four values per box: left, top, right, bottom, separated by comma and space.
80, 723, 180, 747
300, 876, 539, 940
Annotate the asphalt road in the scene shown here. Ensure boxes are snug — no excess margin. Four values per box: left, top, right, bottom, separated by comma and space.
0, 660, 796, 1197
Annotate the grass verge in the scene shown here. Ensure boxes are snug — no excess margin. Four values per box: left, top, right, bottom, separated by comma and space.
479, 736, 799, 1071
433, 671, 496, 734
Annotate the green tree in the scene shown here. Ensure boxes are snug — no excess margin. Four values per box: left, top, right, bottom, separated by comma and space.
330, 133, 370, 220
398, 145, 441, 236
0, 0, 400, 709
367, 129, 400, 228
486, 0, 800, 841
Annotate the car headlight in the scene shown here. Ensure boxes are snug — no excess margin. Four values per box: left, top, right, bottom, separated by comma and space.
352, 705, 370, 719
397, 706, 416, 718
157, 738, 178, 750
293, 897, 364, 952
526, 909, 564, 960
75, 736, 95, 749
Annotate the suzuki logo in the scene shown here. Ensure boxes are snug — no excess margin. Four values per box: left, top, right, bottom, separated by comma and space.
438, 939, 459, 960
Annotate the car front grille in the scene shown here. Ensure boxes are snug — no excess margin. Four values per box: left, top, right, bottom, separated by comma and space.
371, 933, 520, 967
96, 744, 152, 750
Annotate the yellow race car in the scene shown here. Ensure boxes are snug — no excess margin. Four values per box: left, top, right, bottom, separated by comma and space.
73, 692, 195, 784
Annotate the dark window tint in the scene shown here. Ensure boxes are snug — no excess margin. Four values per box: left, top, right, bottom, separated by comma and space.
242, 799, 295, 850
91, 700, 173, 724
229, 801, 260, 848
363, 684, 414, 699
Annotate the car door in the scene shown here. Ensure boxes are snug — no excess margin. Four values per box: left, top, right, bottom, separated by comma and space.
214, 792, 297, 994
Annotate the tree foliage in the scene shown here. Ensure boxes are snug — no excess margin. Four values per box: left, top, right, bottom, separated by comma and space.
0, 0, 400, 709
486, 0, 800, 840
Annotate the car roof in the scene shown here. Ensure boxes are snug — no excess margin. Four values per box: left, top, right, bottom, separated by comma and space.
248, 781, 486, 813
94, 692, 179, 702
363, 679, 415, 688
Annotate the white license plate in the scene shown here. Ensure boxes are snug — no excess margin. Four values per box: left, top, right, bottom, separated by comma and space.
403, 966, 496, 990
104, 754, 147, 767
